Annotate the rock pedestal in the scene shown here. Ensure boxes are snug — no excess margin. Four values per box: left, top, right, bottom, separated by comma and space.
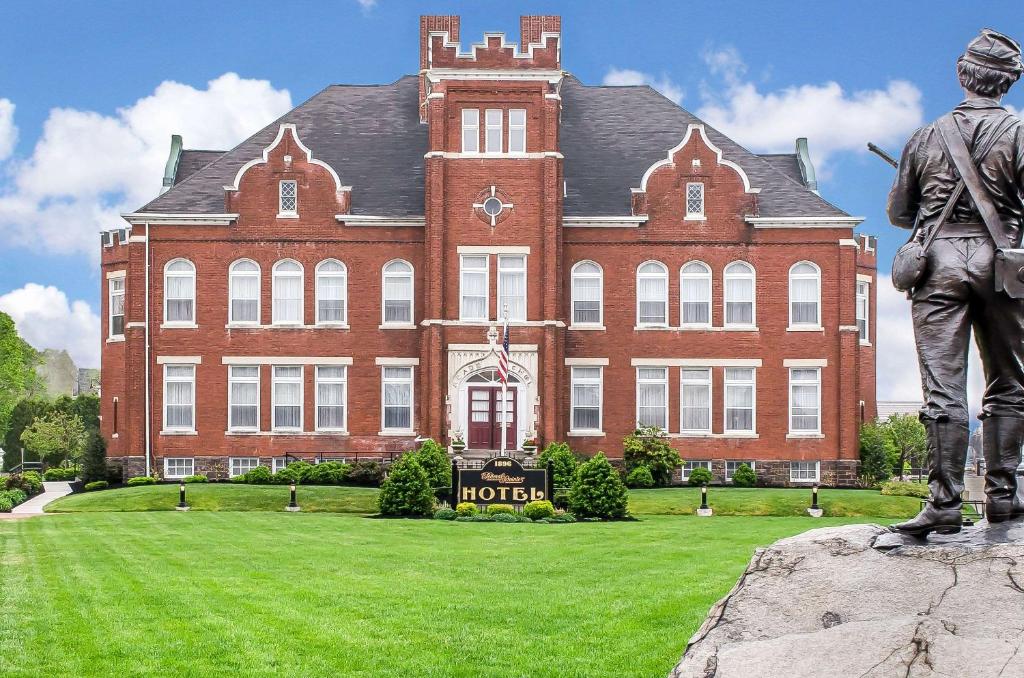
670, 520, 1024, 678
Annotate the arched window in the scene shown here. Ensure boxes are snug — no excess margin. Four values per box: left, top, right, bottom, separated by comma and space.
316, 259, 347, 324
228, 259, 260, 324
164, 259, 195, 324
724, 261, 755, 327
680, 261, 711, 326
571, 261, 603, 326
789, 261, 821, 327
382, 260, 414, 325
637, 261, 668, 327
272, 259, 304, 325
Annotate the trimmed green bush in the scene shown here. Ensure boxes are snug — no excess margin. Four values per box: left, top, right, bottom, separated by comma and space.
84, 481, 109, 492
625, 465, 655, 488
550, 512, 577, 523
183, 475, 208, 483
81, 432, 108, 484
455, 514, 494, 522
0, 488, 28, 510
433, 507, 457, 520
731, 464, 757, 487
687, 466, 714, 486
538, 442, 579, 489
415, 439, 452, 489
492, 513, 519, 523
7, 472, 43, 497
623, 427, 681, 486
44, 466, 79, 481
522, 500, 556, 521
271, 461, 313, 485
348, 461, 385, 486
126, 476, 157, 486
236, 466, 272, 485
568, 452, 629, 520
455, 501, 478, 517
0, 496, 12, 512
377, 453, 435, 517
880, 480, 930, 498
304, 461, 350, 485
486, 503, 515, 515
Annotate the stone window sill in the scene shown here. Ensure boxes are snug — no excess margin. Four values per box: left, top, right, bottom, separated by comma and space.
106, 336, 125, 343
787, 433, 825, 439
379, 323, 416, 330
567, 430, 605, 437
160, 323, 198, 330
378, 429, 416, 437
160, 430, 197, 436
568, 324, 605, 331
787, 325, 824, 332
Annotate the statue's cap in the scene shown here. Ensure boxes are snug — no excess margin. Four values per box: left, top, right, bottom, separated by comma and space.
962, 28, 1023, 74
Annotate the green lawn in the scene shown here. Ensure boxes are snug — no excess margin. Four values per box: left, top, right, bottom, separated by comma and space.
628, 486, 921, 518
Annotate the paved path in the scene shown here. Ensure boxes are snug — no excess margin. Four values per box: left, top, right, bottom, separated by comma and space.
10, 481, 73, 515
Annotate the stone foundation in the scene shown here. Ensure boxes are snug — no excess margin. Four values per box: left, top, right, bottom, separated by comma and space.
679, 459, 860, 488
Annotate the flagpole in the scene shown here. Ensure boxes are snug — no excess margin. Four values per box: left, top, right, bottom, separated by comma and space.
500, 305, 508, 458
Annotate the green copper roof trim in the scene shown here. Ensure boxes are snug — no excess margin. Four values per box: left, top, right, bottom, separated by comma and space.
160, 134, 183, 194
795, 137, 818, 194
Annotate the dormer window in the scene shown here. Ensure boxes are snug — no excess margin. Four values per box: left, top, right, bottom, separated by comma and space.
279, 180, 297, 217
685, 182, 705, 219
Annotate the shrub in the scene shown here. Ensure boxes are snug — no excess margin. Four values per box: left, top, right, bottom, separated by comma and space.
84, 481, 109, 492
239, 466, 273, 485
568, 453, 629, 520
305, 461, 350, 485
550, 512, 577, 523
126, 476, 157, 486
44, 466, 78, 481
433, 507, 457, 520
626, 465, 655, 488
348, 461, 385, 486
455, 502, 478, 517
538, 442, 578, 489
623, 427, 681, 486
7, 472, 43, 497
522, 500, 556, 521
183, 475, 208, 484
455, 514, 495, 522
731, 464, 757, 487
492, 513, 518, 523
415, 439, 452, 489
0, 496, 12, 512
859, 422, 894, 484
486, 503, 515, 515
687, 466, 714, 486
105, 464, 124, 485
271, 461, 314, 485
81, 431, 108, 483
0, 488, 29, 511
880, 480, 930, 498
377, 453, 435, 517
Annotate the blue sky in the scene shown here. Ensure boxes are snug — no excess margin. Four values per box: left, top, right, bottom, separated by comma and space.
0, 0, 1021, 408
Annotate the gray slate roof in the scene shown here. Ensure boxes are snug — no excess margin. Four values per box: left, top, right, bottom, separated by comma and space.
141, 74, 848, 219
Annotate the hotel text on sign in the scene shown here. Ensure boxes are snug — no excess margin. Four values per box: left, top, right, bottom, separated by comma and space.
457, 458, 547, 505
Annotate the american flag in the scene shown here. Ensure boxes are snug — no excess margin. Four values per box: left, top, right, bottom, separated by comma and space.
497, 322, 510, 383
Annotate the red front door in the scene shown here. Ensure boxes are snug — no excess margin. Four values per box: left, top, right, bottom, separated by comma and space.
467, 387, 516, 450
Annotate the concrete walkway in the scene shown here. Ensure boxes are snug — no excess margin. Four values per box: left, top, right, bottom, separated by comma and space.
10, 481, 73, 515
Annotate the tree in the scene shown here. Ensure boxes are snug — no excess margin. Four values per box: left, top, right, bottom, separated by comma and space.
81, 431, 108, 483
2, 398, 51, 470
53, 394, 100, 434
538, 442, 579, 488
414, 439, 451, 489
623, 427, 682, 486
377, 453, 435, 517
859, 421, 894, 484
884, 414, 927, 481
0, 312, 42, 442
568, 453, 629, 520
20, 411, 87, 467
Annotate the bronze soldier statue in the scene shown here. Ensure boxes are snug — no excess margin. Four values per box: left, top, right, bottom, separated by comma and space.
888, 29, 1024, 537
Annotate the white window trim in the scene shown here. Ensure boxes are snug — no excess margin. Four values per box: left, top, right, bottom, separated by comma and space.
484, 108, 503, 154
162, 258, 197, 328
680, 460, 712, 481
684, 181, 706, 220
636, 261, 669, 328
108, 274, 126, 340
459, 254, 490, 321
497, 254, 527, 322
227, 365, 261, 433
272, 365, 304, 432
461, 109, 480, 154
788, 260, 822, 330
379, 365, 415, 435
680, 261, 712, 328
163, 457, 195, 479
229, 457, 260, 478
679, 367, 712, 435
723, 261, 757, 329
856, 279, 870, 345
381, 259, 415, 327
508, 108, 527, 155
788, 366, 822, 436
272, 457, 289, 473
272, 259, 305, 326
315, 259, 348, 326
315, 365, 348, 433
570, 365, 603, 435
724, 367, 757, 435
228, 259, 261, 326
790, 460, 821, 483
278, 179, 298, 218
162, 364, 196, 434
570, 260, 604, 328
635, 366, 669, 432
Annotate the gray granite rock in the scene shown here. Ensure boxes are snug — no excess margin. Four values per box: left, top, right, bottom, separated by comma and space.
670, 521, 1024, 678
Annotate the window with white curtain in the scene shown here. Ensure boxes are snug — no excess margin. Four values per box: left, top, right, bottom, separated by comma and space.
163, 364, 195, 431
790, 461, 820, 482
316, 366, 346, 431
789, 262, 821, 327
725, 367, 755, 433
508, 109, 526, 153
789, 368, 821, 433
571, 366, 602, 432
680, 261, 711, 326
724, 262, 755, 326
164, 259, 195, 324
109, 277, 125, 338
229, 260, 259, 324
382, 260, 414, 324
461, 109, 479, 153
636, 367, 668, 430
571, 261, 603, 326
460, 255, 489, 321
228, 365, 260, 431
637, 261, 668, 327
164, 458, 194, 479
498, 255, 526, 321
856, 281, 869, 342
229, 457, 259, 478
272, 365, 303, 431
485, 109, 503, 153
279, 180, 297, 215
272, 260, 303, 325
382, 366, 413, 431
316, 259, 347, 324
680, 368, 711, 433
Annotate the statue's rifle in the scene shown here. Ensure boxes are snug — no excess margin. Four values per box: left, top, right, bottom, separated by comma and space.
867, 143, 898, 169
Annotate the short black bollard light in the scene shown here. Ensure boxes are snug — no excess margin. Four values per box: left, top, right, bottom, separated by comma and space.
697, 483, 712, 517
807, 483, 823, 518
175, 481, 189, 511
286, 482, 300, 512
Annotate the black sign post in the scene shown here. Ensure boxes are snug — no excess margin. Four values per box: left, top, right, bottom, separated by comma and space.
457, 457, 548, 507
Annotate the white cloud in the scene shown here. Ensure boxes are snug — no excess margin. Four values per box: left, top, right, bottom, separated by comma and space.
356, 0, 377, 8
696, 47, 924, 171
0, 73, 292, 258
0, 283, 100, 369
602, 67, 684, 105
0, 98, 16, 162
1005, 102, 1021, 118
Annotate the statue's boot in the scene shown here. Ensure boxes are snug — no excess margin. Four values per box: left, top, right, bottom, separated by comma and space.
891, 419, 967, 537
983, 416, 1024, 523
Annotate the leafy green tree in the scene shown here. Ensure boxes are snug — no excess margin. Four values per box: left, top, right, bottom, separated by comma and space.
2, 398, 51, 470
538, 442, 579, 488
20, 411, 87, 467
378, 453, 435, 517
54, 394, 100, 434
859, 421, 894, 484
623, 426, 682, 486
0, 312, 42, 442
414, 439, 451, 489
81, 431, 108, 484
884, 414, 927, 481
568, 452, 629, 520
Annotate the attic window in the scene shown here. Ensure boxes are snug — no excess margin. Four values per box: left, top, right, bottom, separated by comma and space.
279, 180, 298, 216
685, 182, 705, 219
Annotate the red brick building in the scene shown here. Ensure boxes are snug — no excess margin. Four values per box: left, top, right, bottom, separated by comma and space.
100, 15, 876, 485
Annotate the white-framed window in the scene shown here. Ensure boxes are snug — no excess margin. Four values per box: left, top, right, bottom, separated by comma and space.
724, 261, 755, 327
229, 259, 260, 324
637, 261, 668, 327
571, 366, 602, 432
163, 364, 195, 432
381, 366, 414, 432
316, 366, 347, 431
724, 367, 755, 433
108, 276, 125, 338
685, 182, 705, 218
681, 460, 712, 481
272, 365, 303, 431
272, 259, 304, 325
460, 254, 489, 321
461, 109, 479, 154
789, 367, 821, 434
680, 368, 711, 433
485, 109, 503, 153
272, 457, 289, 473
508, 109, 526, 154
680, 261, 711, 326
790, 461, 820, 483
228, 365, 260, 432
229, 457, 259, 478
382, 259, 414, 325
498, 254, 526, 321
164, 259, 196, 324
571, 261, 603, 326
279, 179, 297, 216
316, 259, 347, 324
164, 457, 194, 479
636, 367, 668, 431
789, 261, 821, 327
725, 460, 756, 482
856, 281, 869, 342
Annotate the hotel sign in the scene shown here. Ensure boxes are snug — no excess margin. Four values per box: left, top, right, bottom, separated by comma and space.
457, 457, 548, 505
